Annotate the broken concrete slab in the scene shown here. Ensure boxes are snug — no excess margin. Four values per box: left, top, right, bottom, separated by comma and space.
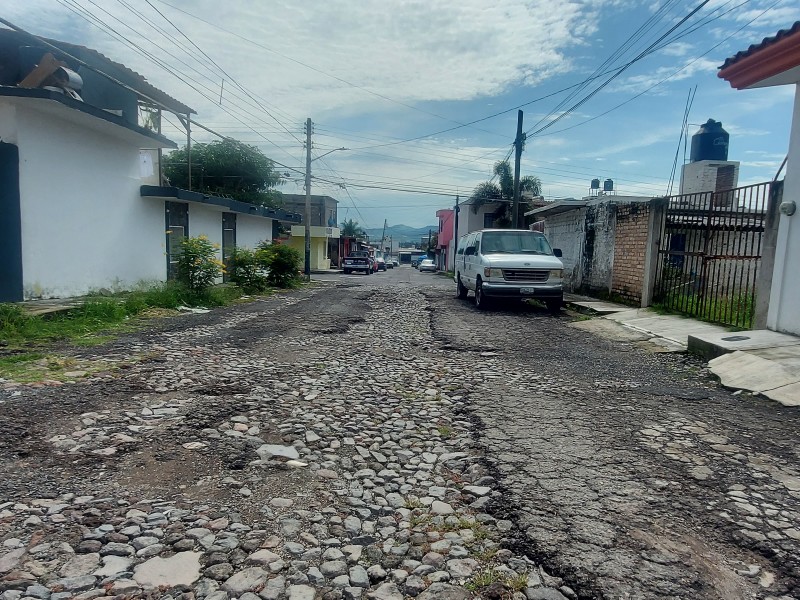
708, 351, 800, 394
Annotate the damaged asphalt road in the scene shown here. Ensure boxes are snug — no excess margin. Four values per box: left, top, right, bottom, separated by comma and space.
425, 282, 800, 600
0, 270, 799, 600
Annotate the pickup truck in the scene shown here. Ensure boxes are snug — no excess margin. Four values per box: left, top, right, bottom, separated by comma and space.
342, 251, 372, 275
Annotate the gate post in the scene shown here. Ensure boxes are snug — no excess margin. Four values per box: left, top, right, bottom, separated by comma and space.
641, 197, 667, 307
754, 180, 783, 329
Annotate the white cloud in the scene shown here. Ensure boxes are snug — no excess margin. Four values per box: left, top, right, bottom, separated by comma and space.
659, 42, 693, 57
734, 6, 800, 28
5, 0, 615, 118
612, 57, 719, 94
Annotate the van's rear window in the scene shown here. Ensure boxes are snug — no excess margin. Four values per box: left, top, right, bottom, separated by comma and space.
481, 232, 553, 255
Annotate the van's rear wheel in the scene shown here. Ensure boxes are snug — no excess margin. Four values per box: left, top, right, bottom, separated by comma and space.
456, 276, 468, 299
475, 278, 491, 310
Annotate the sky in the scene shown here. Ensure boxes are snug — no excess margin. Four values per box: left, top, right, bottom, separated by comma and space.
6, 0, 800, 228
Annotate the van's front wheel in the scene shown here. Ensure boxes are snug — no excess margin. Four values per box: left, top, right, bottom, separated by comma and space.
546, 298, 562, 314
474, 278, 491, 310
456, 275, 468, 299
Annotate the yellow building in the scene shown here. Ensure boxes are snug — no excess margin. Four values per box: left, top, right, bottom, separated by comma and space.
289, 226, 340, 271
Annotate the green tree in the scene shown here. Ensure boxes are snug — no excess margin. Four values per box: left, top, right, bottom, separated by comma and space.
163, 139, 285, 207
340, 218, 365, 238
469, 160, 542, 227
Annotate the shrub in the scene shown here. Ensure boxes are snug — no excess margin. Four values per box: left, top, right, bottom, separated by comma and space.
229, 247, 268, 293
257, 241, 301, 288
176, 235, 225, 293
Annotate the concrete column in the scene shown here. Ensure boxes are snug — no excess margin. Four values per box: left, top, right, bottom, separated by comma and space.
641, 197, 667, 307
755, 181, 783, 329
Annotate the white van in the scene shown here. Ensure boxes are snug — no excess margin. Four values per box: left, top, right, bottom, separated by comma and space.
454, 229, 564, 311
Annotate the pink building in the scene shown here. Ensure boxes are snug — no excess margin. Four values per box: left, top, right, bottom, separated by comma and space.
436, 208, 455, 271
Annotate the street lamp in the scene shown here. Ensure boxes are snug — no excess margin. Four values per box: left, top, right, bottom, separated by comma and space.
304, 140, 348, 280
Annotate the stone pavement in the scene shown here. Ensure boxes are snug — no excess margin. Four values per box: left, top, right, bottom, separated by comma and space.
0, 281, 572, 600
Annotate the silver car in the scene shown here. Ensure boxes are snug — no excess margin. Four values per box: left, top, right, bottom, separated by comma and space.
418, 258, 436, 272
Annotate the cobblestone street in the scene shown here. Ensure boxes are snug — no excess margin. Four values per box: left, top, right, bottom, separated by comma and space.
1, 269, 799, 600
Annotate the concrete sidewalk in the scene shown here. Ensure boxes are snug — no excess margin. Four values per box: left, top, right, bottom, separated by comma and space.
565, 294, 800, 407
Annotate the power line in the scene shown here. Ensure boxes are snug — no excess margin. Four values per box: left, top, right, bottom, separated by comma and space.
151, 0, 516, 140
525, 0, 714, 139
56, 0, 306, 168
139, 0, 304, 144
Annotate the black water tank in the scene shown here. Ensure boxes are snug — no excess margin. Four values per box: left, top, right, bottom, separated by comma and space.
690, 119, 729, 162
603, 178, 614, 192
590, 178, 600, 190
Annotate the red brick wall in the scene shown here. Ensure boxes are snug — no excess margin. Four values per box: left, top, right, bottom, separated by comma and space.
611, 204, 650, 305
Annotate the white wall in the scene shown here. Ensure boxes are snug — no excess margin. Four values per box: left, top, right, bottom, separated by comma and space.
14, 104, 166, 299
679, 160, 740, 195
188, 205, 223, 257
768, 84, 800, 335
237, 215, 273, 249
457, 203, 497, 240
543, 209, 586, 291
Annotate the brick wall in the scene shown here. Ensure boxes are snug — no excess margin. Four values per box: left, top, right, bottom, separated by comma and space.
611, 203, 651, 304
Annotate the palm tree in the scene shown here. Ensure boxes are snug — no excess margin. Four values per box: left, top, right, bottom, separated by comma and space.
340, 218, 365, 239
469, 160, 541, 227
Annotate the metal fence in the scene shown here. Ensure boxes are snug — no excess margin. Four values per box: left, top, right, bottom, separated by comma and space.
652, 181, 777, 329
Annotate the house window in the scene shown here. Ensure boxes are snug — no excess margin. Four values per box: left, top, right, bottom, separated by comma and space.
222, 212, 236, 283
165, 201, 188, 280
483, 213, 494, 228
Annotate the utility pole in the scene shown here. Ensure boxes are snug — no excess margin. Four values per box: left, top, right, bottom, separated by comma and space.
186, 115, 192, 191
452, 195, 459, 271
512, 110, 524, 229
304, 117, 312, 280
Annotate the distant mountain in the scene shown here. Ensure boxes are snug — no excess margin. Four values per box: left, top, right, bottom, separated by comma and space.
363, 224, 438, 243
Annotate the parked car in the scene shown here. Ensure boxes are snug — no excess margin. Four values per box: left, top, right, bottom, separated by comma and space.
454, 229, 563, 312
370, 257, 379, 272
385, 259, 394, 269
412, 256, 427, 268
392, 259, 399, 267
375, 257, 387, 271
418, 258, 436, 272
342, 251, 372, 275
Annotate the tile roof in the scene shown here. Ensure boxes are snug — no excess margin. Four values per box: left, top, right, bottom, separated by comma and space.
720, 21, 800, 70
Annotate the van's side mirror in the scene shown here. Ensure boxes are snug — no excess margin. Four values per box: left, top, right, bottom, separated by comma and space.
465, 247, 476, 256
553, 248, 563, 258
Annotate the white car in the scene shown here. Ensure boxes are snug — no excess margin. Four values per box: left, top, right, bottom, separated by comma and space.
454, 229, 563, 312
418, 258, 436, 272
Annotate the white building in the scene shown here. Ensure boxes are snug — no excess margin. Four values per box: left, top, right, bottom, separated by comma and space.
679, 160, 740, 196
719, 21, 800, 336
0, 31, 299, 301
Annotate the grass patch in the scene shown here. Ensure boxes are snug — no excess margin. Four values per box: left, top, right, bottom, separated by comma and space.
0, 282, 258, 383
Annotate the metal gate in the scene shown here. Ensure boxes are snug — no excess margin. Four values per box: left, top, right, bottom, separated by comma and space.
652, 181, 777, 329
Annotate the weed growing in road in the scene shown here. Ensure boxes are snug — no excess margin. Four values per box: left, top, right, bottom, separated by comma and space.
436, 425, 454, 438
409, 514, 430, 528
471, 546, 498, 561
465, 568, 505, 591
465, 568, 528, 594
404, 497, 424, 510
